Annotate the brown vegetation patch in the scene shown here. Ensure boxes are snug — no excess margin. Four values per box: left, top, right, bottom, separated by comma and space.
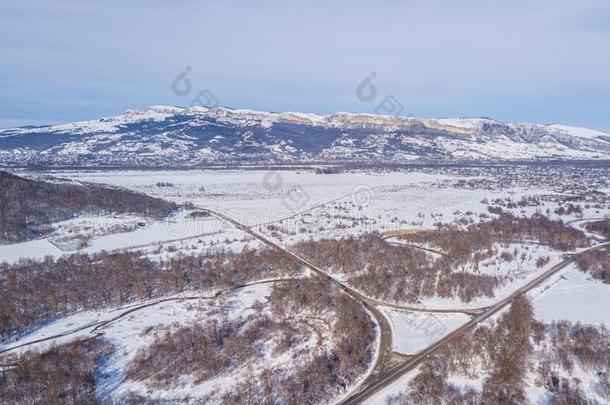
0, 248, 301, 340
0, 171, 176, 243
297, 214, 586, 304
390, 296, 610, 404
576, 247, 609, 283
126, 280, 376, 403
584, 219, 610, 239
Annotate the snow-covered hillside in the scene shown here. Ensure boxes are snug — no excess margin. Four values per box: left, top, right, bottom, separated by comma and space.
0, 106, 609, 167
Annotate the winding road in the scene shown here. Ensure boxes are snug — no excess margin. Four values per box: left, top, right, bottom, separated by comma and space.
205, 208, 609, 404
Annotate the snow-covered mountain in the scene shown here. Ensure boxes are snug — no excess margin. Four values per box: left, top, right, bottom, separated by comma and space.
1, 106, 609, 167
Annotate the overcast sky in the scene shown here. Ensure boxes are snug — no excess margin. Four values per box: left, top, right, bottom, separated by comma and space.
1, 0, 610, 130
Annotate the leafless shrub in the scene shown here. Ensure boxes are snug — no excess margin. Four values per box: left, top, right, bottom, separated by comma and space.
576, 249, 609, 283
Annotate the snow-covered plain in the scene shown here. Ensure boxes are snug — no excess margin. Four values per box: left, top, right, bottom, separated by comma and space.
29, 169, 534, 242
34, 168, 606, 242
5, 169, 602, 308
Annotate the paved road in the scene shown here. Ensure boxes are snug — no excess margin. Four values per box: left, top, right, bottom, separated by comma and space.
206, 208, 397, 387
566, 217, 608, 242
341, 241, 610, 404
566, 217, 609, 226
207, 207, 609, 404
209, 209, 483, 311
382, 236, 449, 258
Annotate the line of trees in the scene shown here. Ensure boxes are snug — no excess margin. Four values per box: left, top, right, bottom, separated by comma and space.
407, 212, 589, 256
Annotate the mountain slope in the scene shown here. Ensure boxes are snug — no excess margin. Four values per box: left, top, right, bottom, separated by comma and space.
0, 106, 609, 167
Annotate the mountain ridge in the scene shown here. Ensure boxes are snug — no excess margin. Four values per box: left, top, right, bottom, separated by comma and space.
1, 106, 609, 167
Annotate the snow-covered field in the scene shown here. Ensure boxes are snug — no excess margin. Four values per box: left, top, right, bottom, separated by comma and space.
0, 209, 256, 265
31, 168, 606, 241
383, 309, 470, 354
100, 283, 275, 402
19, 169, 538, 245
0, 289, 221, 356
532, 264, 610, 326
34, 170, 494, 222
4, 169, 605, 313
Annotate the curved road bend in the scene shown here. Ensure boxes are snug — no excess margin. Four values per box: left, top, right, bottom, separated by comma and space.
566, 217, 609, 243
566, 217, 609, 227
205, 209, 397, 387
341, 241, 609, 404
4, 206, 603, 401
206, 209, 492, 390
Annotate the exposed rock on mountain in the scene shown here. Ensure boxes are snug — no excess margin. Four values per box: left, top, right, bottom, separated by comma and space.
1, 106, 608, 167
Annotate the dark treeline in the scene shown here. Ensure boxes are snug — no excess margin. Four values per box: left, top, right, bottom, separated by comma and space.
127, 280, 376, 404
0, 248, 301, 341
390, 296, 610, 405
0, 171, 177, 243
0, 338, 112, 404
